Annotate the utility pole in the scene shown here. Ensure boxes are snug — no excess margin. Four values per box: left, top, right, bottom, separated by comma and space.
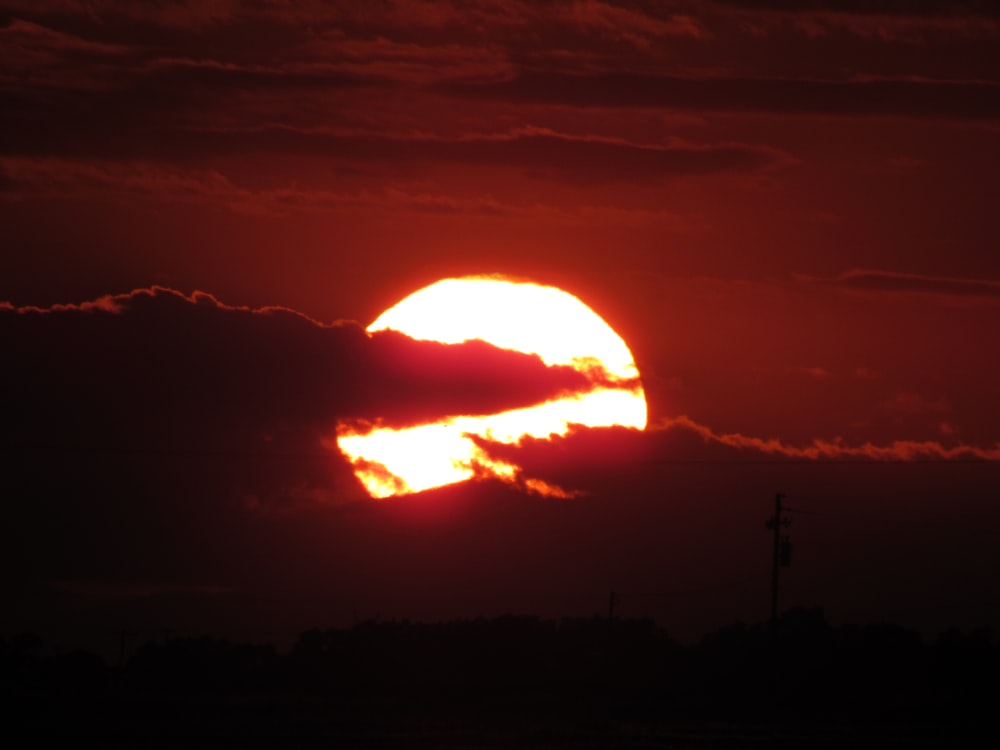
765, 493, 792, 631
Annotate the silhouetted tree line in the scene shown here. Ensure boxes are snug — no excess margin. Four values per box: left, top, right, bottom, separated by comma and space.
3, 610, 997, 724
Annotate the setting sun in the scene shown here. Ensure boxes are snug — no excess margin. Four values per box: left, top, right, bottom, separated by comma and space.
336, 276, 647, 498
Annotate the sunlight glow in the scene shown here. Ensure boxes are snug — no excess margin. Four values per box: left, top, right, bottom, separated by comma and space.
369, 278, 640, 382
337, 276, 647, 498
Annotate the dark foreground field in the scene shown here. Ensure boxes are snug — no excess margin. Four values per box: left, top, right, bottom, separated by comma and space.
6, 610, 997, 748
11, 694, 987, 748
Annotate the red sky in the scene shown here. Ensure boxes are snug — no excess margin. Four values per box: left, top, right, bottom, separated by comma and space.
2, 0, 999, 648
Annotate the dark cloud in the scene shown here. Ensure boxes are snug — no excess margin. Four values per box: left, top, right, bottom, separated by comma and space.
234, 128, 781, 182
706, 1, 1000, 49
0, 286, 608, 597
709, 0, 1000, 18
0, 287, 599, 451
0, 124, 782, 182
474, 417, 1000, 492
0, 1, 703, 43
0, 61, 378, 158
446, 71, 1000, 119
0, 0, 244, 30
816, 269, 1000, 298
0, 157, 528, 217
0, 17, 133, 58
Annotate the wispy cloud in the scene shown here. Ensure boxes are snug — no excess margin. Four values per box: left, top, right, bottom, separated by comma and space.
0, 156, 706, 221
810, 269, 1000, 299
659, 415, 1000, 461
711, 0, 1000, 42
0, 1, 242, 30
448, 71, 1000, 118
0, 120, 785, 181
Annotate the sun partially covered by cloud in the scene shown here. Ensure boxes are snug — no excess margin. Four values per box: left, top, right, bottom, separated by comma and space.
3, 283, 999, 618
335, 277, 647, 499
0, 286, 606, 512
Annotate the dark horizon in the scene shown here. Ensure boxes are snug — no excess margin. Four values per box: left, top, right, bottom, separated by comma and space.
7, 607, 998, 747
5, 453, 998, 656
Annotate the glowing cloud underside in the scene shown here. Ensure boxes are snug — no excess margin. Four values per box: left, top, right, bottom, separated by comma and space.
337, 277, 647, 498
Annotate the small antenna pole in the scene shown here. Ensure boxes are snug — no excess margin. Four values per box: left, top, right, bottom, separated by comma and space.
765, 493, 791, 631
